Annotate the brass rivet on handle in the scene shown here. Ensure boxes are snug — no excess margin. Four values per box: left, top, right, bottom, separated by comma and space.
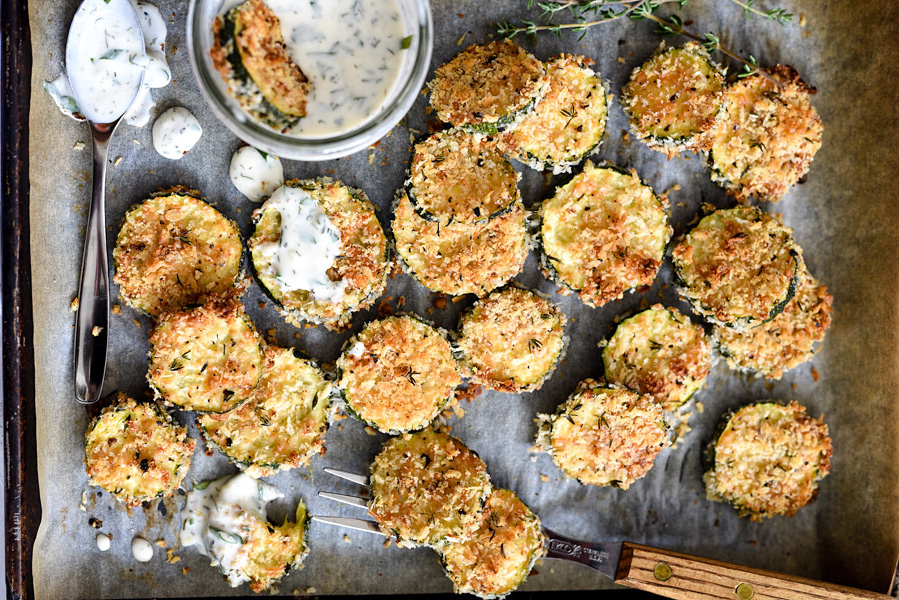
735, 582, 754, 599
653, 562, 672, 582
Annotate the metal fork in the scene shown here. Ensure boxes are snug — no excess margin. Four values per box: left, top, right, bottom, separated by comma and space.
314, 468, 888, 600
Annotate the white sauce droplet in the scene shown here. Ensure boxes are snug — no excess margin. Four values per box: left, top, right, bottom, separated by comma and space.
262, 0, 408, 137
152, 107, 203, 159
131, 536, 153, 562
96, 533, 111, 552
47, 0, 170, 126
257, 186, 347, 303
179, 473, 284, 588
229, 146, 284, 202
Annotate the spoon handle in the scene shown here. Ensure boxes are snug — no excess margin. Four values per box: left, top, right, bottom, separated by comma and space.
73, 126, 114, 404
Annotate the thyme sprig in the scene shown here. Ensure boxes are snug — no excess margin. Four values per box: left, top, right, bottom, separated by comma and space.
497, 0, 791, 42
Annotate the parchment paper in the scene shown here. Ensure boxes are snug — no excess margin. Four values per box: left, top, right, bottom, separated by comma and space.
29, 1, 899, 598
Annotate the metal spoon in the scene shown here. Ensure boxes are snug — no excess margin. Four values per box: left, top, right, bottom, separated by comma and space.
67, 0, 146, 404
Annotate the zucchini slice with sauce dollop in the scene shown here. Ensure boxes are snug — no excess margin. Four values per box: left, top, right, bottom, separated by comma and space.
707, 65, 823, 203
535, 379, 669, 489
248, 178, 389, 330
672, 205, 800, 331
539, 161, 671, 308
704, 401, 832, 521
369, 429, 491, 547
198, 345, 334, 477
84, 392, 196, 507
392, 192, 529, 297
620, 42, 726, 156
437, 488, 545, 599
211, 0, 310, 132
602, 305, 712, 411
337, 315, 461, 434
503, 53, 609, 174
406, 130, 520, 226
113, 188, 243, 317
456, 286, 567, 393
714, 263, 832, 379
429, 40, 548, 134
148, 297, 264, 413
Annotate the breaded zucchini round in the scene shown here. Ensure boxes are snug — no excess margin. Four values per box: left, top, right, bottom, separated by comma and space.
84, 392, 195, 506
235, 503, 308, 593
393, 193, 529, 296
704, 401, 832, 521
536, 379, 668, 488
113, 189, 243, 317
503, 54, 608, 174
602, 305, 712, 411
211, 0, 310, 132
337, 315, 461, 434
369, 430, 491, 546
438, 488, 545, 599
456, 286, 567, 393
407, 130, 519, 226
620, 42, 726, 155
539, 161, 671, 308
708, 65, 823, 202
715, 263, 832, 379
248, 179, 389, 330
148, 297, 264, 413
672, 206, 800, 330
198, 345, 333, 477
429, 40, 548, 134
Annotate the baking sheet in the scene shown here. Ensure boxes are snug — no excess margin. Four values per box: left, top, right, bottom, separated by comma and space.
28, 1, 899, 598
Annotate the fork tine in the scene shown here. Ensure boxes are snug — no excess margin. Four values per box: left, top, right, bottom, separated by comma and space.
318, 491, 369, 510
323, 467, 369, 487
312, 516, 384, 536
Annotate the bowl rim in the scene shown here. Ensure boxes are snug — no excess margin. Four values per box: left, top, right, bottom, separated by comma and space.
186, 0, 433, 161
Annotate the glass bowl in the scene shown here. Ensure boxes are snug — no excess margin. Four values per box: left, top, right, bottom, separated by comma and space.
187, 0, 433, 161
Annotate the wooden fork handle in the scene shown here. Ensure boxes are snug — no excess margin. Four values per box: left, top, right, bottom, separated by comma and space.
615, 542, 890, 600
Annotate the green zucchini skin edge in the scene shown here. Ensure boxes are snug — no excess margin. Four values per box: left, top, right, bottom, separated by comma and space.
536, 162, 670, 305
458, 96, 539, 136
114, 189, 247, 318
215, 6, 302, 132
247, 179, 391, 329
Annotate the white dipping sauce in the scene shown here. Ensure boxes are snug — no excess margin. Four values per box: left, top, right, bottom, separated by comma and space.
131, 536, 154, 562
48, 0, 170, 126
96, 533, 111, 552
267, 0, 409, 137
180, 473, 284, 588
257, 186, 347, 303
152, 107, 203, 159
229, 146, 284, 202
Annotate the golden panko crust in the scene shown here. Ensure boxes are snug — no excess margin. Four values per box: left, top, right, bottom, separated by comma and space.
672, 206, 799, 330
429, 40, 547, 131
603, 305, 712, 411
84, 393, 195, 506
503, 53, 608, 173
457, 286, 567, 393
715, 264, 832, 379
113, 190, 243, 316
704, 401, 832, 521
407, 131, 519, 226
338, 316, 461, 434
393, 193, 528, 296
536, 379, 668, 488
249, 178, 389, 329
438, 488, 545, 599
708, 65, 823, 202
148, 297, 264, 413
540, 161, 670, 307
198, 345, 333, 476
369, 430, 491, 547
621, 42, 726, 155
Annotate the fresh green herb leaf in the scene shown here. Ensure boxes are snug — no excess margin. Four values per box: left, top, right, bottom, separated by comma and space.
400, 35, 413, 50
